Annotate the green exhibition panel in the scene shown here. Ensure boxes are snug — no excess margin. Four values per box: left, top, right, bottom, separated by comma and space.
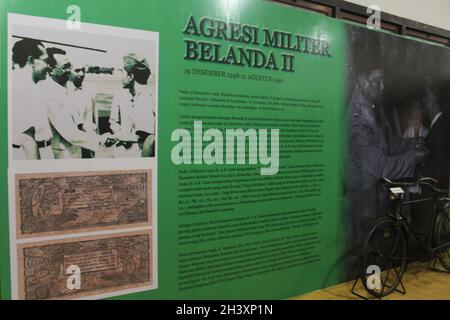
0, 0, 448, 300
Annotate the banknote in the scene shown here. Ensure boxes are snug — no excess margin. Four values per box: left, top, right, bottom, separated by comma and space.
15, 170, 152, 238
17, 231, 153, 300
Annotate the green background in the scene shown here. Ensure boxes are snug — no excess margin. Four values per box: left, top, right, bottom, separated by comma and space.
0, 0, 347, 299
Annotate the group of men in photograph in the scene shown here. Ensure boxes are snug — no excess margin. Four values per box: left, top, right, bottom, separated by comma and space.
11, 37, 155, 160
345, 66, 450, 278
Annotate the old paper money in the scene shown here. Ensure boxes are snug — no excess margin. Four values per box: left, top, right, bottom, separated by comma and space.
15, 170, 152, 238
17, 231, 152, 300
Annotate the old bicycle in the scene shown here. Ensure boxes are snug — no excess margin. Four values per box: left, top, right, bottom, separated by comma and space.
355, 177, 449, 299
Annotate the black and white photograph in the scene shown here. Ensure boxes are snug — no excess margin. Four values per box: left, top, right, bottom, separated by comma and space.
9, 14, 159, 160
343, 24, 450, 280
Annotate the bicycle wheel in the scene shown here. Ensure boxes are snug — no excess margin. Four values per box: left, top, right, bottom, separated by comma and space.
434, 209, 450, 271
361, 217, 408, 298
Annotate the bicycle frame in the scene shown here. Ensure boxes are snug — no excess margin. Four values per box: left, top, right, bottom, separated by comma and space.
389, 193, 450, 258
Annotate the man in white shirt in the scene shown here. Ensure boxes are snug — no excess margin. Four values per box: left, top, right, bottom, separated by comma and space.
109, 53, 156, 158
11, 39, 57, 159
67, 66, 97, 158
43, 51, 110, 159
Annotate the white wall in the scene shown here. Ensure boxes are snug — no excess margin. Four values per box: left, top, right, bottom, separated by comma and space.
344, 0, 450, 31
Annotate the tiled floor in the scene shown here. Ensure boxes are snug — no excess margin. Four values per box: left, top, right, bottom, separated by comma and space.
293, 262, 450, 300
